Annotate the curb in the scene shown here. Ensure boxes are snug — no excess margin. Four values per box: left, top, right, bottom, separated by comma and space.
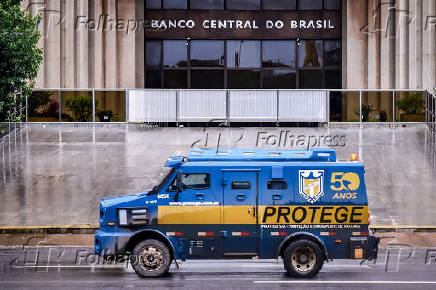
2, 225, 436, 234
0, 225, 99, 234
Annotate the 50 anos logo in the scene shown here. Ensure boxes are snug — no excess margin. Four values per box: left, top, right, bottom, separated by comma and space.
330, 172, 360, 199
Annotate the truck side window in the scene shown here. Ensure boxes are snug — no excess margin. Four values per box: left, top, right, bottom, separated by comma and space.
168, 173, 210, 191
267, 180, 287, 190
231, 181, 251, 189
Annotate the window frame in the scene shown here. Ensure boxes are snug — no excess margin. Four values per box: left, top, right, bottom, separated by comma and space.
231, 181, 251, 190
144, 39, 342, 89
168, 173, 211, 191
267, 180, 288, 190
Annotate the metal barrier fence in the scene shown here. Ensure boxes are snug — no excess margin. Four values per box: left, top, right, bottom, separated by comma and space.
425, 91, 436, 133
0, 105, 26, 144
28, 88, 430, 125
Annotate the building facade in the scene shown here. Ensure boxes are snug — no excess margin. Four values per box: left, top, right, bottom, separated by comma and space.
23, 0, 435, 91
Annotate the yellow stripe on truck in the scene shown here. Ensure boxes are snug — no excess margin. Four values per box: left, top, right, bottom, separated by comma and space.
158, 205, 369, 225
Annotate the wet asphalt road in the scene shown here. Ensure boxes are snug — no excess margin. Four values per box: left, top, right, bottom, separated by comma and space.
1, 246, 436, 289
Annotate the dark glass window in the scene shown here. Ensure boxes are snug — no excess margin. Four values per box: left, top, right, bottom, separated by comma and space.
163, 40, 187, 68
324, 40, 341, 68
190, 40, 224, 67
164, 70, 187, 88
163, 0, 187, 9
324, 0, 341, 9
263, 70, 296, 89
267, 181, 287, 190
231, 181, 251, 189
190, 0, 224, 9
191, 70, 224, 89
227, 0, 260, 10
146, 41, 161, 67
263, 0, 296, 10
299, 40, 323, 68
146, 0, 161, 9
262, 40, 295, 68
227, 40, 261, 68
324, 70, 341, 89
298, 0, 322, 10
228, 70, 261, 89
182, 173, 210, 189
299, 70, 323, 88
146, 70, 162, 88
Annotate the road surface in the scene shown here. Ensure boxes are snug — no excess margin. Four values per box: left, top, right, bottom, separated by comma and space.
1, 246, 436, 289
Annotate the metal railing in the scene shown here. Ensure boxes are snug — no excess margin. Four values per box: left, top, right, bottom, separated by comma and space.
26, 88, 431, 125
0, 104, 26, 144
425, 91, 436, 134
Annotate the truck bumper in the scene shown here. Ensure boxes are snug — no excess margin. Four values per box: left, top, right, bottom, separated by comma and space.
94, 230, 132, 256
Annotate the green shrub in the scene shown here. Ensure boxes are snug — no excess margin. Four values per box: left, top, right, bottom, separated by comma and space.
65, 96, 96, 122
395, 93, 424, 114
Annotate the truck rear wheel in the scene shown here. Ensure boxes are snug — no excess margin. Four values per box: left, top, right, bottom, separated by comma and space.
130, 239, 171, 278
283, 239, 324, 278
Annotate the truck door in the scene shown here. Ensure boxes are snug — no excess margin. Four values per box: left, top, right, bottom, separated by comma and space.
222, 170, 258, 257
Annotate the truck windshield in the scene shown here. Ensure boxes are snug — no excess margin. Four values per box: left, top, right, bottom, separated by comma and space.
148, 167, 174, 195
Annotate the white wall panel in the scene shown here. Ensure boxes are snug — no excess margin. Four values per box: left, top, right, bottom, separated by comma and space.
278, 90, 327, 122
178, 90, 226, 122
128, 90, 176, 122
229, 90, 277, 122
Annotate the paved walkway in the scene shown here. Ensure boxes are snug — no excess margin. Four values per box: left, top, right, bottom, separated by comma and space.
1, 124, 435, 226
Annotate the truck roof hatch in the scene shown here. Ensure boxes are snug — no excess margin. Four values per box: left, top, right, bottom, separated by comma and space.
187, 148, 336, 162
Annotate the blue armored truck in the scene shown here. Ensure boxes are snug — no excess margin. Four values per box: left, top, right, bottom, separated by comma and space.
95, 148, 378, 278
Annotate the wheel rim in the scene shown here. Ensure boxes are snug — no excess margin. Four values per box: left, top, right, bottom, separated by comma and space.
138, 246, 164, 272
290, 246, 316, 273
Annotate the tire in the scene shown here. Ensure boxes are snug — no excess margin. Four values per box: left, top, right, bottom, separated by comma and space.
130, 239, 172, 278
283, 239, 324, 278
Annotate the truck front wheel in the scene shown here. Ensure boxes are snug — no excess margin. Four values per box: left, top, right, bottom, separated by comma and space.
283, 239, 324, 278
130, 239, 171, 278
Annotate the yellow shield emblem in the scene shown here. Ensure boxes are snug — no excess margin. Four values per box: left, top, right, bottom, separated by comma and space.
299, 170, 324, 203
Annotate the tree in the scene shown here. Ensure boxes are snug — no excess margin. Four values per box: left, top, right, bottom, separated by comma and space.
0, 0, 43, 122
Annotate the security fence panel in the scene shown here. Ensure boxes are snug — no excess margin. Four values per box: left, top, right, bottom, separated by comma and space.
178, 90, 226, 122
278, 90, 327, 122
128, 90, 177, 122
229, 90, 277, 122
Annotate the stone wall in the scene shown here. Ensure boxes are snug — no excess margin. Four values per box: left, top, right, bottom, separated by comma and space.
23, 0, 435, 90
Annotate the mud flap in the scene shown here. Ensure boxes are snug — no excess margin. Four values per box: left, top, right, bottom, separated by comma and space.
349, 235, 379, 260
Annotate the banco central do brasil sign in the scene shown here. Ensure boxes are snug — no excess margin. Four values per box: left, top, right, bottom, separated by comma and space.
144, 10, 341, 39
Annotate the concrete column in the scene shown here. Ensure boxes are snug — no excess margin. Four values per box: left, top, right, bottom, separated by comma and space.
341, 0, 347, 88
135, 0, 145, 88
44, 0, 61, 88
408, 0, 420, 88
346, 0, 368, 89
61, 0, 76, 88
367, 0, 381, 89
75, 0, 89, 88
27, 1, 45, 87
422, 0, 436, 91
89, 0, 105, 88
117, 0, 136, 88
104, 0, 118, 88
380, 1, 396, 88
396, 0, 409, 89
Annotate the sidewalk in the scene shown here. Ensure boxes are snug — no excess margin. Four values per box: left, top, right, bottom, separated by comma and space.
1, 124, 436, 227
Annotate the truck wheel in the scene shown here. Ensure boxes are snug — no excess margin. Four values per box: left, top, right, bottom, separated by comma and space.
130, 239, 171, 278
283, 239, 324, 278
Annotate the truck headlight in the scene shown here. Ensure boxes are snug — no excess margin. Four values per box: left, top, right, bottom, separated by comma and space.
118, 208, 148, 226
